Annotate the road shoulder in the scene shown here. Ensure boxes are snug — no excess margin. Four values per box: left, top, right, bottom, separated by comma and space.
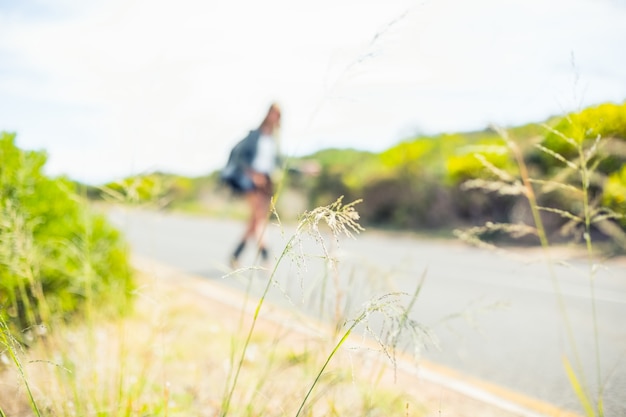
132, 255, 583, 417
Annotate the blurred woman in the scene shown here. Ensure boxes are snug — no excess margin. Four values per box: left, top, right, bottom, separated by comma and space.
224, 103, 281, 268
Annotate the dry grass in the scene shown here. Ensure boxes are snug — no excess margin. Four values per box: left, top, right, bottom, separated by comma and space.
0, 256, 524, 417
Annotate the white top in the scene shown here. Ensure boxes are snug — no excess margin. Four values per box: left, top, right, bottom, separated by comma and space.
251, 134, 277, 174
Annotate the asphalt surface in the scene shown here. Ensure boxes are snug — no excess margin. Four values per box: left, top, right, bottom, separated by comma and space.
107, 207, 626, 416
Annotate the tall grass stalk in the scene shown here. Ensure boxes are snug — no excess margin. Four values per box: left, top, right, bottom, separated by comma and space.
295, 313, 357, 417
0, 316, 42, 417
495, 127, 588, 393
539, 126, 606, 415
219, 197, 364, 416
295, 282, 428, 417
462, 124, 615, 416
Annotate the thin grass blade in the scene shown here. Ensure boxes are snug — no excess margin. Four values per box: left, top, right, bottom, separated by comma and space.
563, 356, 596, 417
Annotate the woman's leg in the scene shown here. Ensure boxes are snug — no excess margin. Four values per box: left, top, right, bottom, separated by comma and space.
251, 189, 272, 259
231, 178, 272, 267
230, 191, 258, 266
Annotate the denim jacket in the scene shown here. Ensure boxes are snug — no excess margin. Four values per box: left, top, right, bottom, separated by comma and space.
220, 129, 281, 192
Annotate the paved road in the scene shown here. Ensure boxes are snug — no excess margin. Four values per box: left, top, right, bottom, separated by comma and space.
108, 207, 626, 416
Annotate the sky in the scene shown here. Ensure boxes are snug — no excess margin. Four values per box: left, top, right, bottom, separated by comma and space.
1, 0, 625, 185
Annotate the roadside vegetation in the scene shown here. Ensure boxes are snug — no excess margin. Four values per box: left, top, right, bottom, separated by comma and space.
0, 131, 134, 414
0, 132, 134, 340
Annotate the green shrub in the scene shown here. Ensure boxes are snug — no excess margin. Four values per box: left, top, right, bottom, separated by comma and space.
380, 134, 458, 178
540, 102, 626, 174
102, 172, 178, 206
603, 165, 626, 227
360, 174, 455, 229
0, 132, 134, 340
304, 149, 379, 208
445, 141, 514, 184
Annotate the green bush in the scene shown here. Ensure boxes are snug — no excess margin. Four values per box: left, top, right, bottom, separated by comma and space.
304, 149, 379, 208
380, 134, 455, 178
360, 175, 455, 229
540, 102, 626, 174
102, 172, 181, 206
0, 132, 134, 340
445, 140, 514, 184
603, 165, 626, 227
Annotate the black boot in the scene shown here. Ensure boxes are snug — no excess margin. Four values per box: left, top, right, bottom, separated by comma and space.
230, 241, 246, 269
